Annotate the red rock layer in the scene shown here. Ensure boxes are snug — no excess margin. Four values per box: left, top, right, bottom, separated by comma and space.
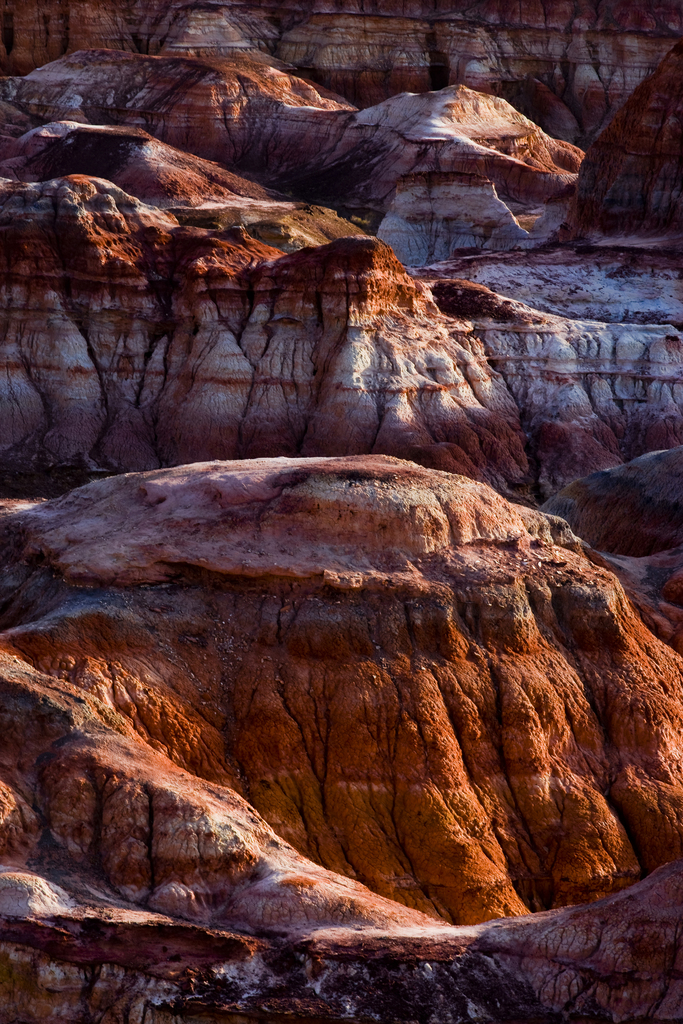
571, 39, 683, 239
0, 175, 529, 495
2, 51, 580, 214
3, 457, 683, 926
0, 122, 281, 205
1, 0, 682, 144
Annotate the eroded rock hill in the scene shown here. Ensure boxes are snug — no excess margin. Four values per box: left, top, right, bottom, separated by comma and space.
426, 278, 683, 498
3, 456, 683, 932
571, 39, 683, 241
1, 0, 681, 146
0, 175, 532, 496
0, 50, 581, 220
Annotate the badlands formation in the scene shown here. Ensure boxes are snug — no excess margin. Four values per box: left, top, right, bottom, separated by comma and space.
2, 5, 683, 1023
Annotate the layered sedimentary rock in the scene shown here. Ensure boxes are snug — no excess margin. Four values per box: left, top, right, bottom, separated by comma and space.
0, 120, 364, 251
0, 52, 581, 217
0, 175, 528, 494
2, 0, 681, 146
544, 446, 683, 557
377, 171, 529, 264
3, 456, 683, 931
544, 447, 683, 653
571, 40, 683, 240
427, 278, 683, 497
422, 245, 683, 324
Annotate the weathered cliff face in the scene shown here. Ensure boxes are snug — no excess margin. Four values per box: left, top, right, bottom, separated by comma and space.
0, 120, 365, 251
1, 0, 681, 146
0, 53, 581, 216
3, 456, 683, 934
571, 39, 683, 241
427, 278, 683, 498
377, 171, 530, 263
0, 176, 529, 495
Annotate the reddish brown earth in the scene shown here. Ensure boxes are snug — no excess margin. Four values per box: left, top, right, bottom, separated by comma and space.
1, 455, 683, 1018
571, 39, 683, 240
1, 0, 681, 145
4, 456, 683, 921
0, 50, 581, 218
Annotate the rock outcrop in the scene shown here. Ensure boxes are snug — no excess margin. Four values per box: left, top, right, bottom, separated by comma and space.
377, 171, 529, 264
0, 175, 529, 495
2, 0, 681, 146
0, 120, 365, 251
0, 52, 581, 218
420, 245, 683, 325
571, 39, 683, 241
426, 278, 683, 497
3, 456, 683, 929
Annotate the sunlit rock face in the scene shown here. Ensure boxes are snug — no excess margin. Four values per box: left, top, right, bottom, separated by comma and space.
4, 454, 683, 937
570, 39, 683, 241
0, 177, 528, 495
423, 278, 683, 498
2, 0, 682, 146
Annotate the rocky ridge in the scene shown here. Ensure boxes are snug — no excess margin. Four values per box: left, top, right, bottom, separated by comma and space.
2, 0, 682, 146
0, 52, 582, 223
0, 175, 531, 495
3, 456, 683, 925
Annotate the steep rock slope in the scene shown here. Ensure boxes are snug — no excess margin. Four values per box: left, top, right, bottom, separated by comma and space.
3, 457, 683, 927
544, 448, 683, 653
571, 39, 683, 240
0, 51, 581, 216
0, 175, 528, 494
377, 171, 529, 263
544, 447, 683, 557
428, 278, 683, 497
1, 0, 681, 146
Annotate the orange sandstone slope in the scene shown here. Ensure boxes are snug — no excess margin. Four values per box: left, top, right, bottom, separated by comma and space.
0, 175, 528, 495
1, 624, 683, 1023
3, 456, 683, 927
